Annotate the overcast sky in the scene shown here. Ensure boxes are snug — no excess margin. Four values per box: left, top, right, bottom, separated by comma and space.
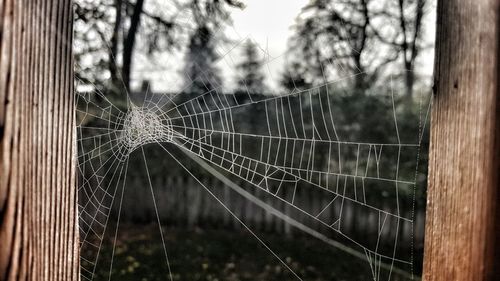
132, 0, 436, 93
225, 0, 309, 90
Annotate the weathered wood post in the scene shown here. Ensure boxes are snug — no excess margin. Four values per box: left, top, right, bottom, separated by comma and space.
0, 0, 78, 280
423, 0, 500, 280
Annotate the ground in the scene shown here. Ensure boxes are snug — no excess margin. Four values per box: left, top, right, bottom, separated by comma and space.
85, 224, 417, 281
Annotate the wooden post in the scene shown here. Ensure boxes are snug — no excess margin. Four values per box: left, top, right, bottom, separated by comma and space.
0, 0, 78, 280
423, 0, 500, 280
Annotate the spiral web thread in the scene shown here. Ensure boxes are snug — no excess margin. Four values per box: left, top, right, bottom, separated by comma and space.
77, 68, 430, 281
76, 5, 431, 281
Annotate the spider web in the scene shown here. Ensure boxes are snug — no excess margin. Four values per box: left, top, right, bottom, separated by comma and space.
76, 77, 430, 280
75, 6, 431, 281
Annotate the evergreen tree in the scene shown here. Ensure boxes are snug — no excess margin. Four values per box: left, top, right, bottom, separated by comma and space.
235, 40, 267, 95
183, 0, 244, 96
184, 25, 222, 95
280, 61, 311, 93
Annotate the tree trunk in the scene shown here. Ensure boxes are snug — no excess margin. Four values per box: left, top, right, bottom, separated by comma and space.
423, 0, 500, 280
122, 0, 145, 91
0, 0, 78, 280
109, 0, 123, 94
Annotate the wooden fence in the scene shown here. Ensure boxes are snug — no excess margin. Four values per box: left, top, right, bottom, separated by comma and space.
111, 176, 425, 251
0, 1, 78, 280
422, 0, 500, 280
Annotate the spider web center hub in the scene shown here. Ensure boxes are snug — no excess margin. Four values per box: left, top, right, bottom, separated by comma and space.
119, 106, 173, 157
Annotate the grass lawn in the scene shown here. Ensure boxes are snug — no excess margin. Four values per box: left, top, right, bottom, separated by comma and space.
85, 224, 417, 281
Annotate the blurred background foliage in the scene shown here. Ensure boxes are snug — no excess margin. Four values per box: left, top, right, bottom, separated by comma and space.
75, 0, 434, 280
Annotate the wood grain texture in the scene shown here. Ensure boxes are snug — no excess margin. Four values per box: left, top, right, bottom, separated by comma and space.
0, 0, 78, 280
423, 0, 500, 280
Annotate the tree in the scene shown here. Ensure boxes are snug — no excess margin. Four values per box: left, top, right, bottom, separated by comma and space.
283, 0, 428, 96
285, 0, 376, 92
74, 0, 180, 94
184, 24, 223, 95
234, 40, 267, 95
122, 0, 146, 91
0, 0, 79, 279
183, 0, 244, 96
75, 0, 244, 97
280, 61, 312, 93
394, 0, 427, 97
